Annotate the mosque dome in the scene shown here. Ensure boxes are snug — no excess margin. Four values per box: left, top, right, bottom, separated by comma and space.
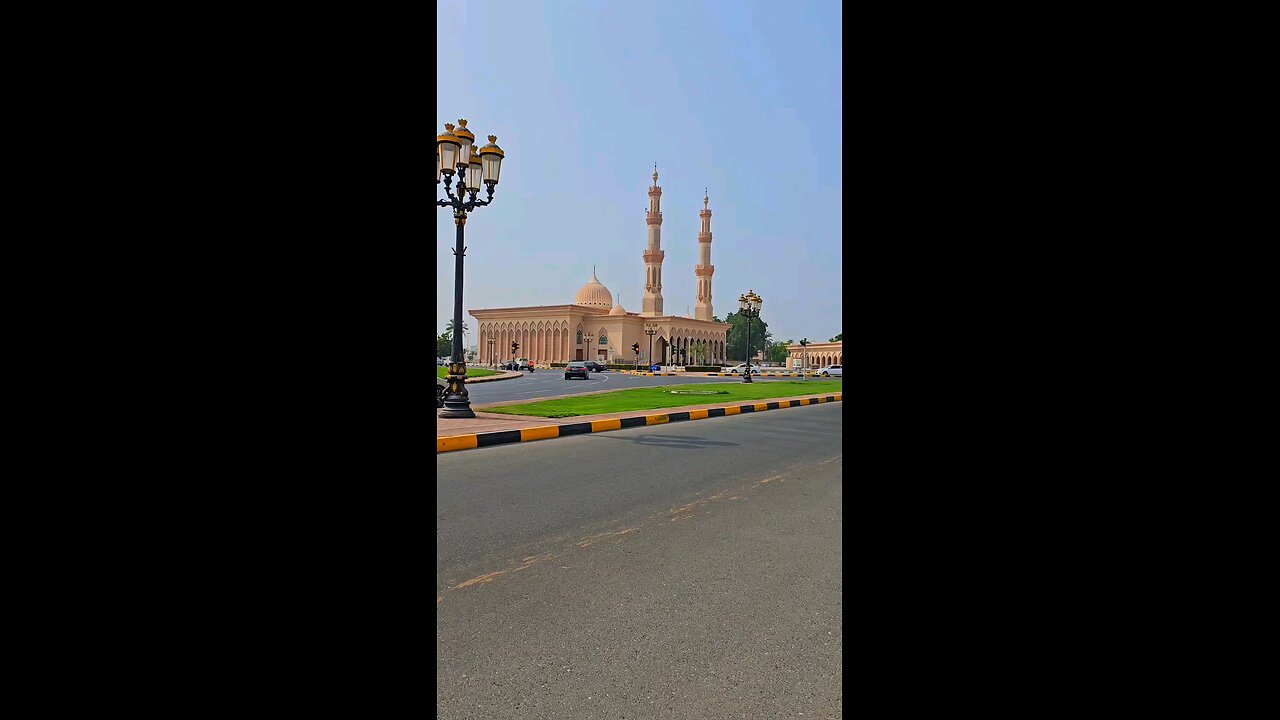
574, 270, 613, 309
609, 298, 627, 315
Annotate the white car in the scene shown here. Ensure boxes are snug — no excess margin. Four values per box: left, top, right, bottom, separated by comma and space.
818, 364, 842, 377
725, 364, 754, 375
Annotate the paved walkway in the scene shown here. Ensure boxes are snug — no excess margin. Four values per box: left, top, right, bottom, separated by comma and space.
436, 391, 842, 438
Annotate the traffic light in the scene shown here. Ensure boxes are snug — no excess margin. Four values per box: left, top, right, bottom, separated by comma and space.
511, 341, 519, 353
631, 343, 640, 353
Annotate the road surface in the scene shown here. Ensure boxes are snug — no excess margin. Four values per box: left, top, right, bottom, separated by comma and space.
437, 401, 843, 719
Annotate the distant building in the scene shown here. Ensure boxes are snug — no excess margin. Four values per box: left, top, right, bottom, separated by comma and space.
469, 167, 729, 366
786, 341, 842, 368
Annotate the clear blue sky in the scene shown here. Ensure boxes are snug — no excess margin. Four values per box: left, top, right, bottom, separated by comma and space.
437, 0, 842, 348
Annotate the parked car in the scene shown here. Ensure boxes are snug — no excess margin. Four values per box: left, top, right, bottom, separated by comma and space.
725, 363, 753, 375
437, 357, 449, 366
564, 361, 589, 380
516, 358, 535, 371
436, 377, 447, 407
582, 361, 606, 372
818, 364, 842, 377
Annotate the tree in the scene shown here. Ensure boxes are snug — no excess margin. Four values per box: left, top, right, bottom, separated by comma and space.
829, 332, 842, 342
691, 339, 709, 365
436, 333, 452, 358
724, 310, 770, 362
445, 319, 468, 344
770, 339, 793, 364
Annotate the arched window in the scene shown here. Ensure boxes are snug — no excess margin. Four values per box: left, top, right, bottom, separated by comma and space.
576, 329, 583, 345
597, 329, 608, 345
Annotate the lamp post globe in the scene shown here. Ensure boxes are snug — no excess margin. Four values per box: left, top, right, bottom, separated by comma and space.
438, 119, 504, 418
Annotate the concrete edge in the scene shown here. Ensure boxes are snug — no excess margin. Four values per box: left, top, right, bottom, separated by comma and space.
452, 370, 524, 384
437, 393, 843, 453
619, 370, 821, 377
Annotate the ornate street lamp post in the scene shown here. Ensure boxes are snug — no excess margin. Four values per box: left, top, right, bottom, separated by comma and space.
738, 290, 763, 383
437, 119, 505, 418
644, 322, 658, 373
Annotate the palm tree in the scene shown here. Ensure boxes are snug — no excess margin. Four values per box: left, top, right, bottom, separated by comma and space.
692, 339, 708, 365
445, 319, 468, 343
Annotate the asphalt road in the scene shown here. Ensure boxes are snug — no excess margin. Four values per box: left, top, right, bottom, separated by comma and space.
437, 401, 843, 719
466, 369, 835, 405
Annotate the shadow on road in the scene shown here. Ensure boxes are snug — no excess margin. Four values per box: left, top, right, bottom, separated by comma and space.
596, 433, 740, 449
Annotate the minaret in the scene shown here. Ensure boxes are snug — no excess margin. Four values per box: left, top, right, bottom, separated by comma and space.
642, 164, 665, 317
694, 188, 715, 321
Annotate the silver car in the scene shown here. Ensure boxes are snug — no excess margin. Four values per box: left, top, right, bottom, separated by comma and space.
818, 364, 842, 377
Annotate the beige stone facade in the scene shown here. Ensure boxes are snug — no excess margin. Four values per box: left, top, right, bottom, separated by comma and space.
470, 299, 729, 366
785, 341, 843, 369
469, 167, 729, 367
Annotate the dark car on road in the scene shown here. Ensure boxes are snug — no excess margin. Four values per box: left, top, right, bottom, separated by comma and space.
564, 361, 589, 380
582, 361, 606, 372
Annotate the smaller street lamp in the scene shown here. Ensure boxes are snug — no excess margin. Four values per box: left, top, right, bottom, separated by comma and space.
738, 290, 763, 383
644, 322, 659, 372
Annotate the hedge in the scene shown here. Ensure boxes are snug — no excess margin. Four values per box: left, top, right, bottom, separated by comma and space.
683, 365, 721, 372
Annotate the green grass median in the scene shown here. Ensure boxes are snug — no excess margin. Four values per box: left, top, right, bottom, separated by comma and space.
435, 367, 500, 379
484, 380, 843, 418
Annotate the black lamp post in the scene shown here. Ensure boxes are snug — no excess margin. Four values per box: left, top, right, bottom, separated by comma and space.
738, 290, 763, 383
644, 322, 658, 372
437, 119, 505, 418
799, 338, 809, 381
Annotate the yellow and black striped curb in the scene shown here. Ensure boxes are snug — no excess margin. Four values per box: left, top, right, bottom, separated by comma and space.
704, 372, 820, 377
437, 393, 842, 453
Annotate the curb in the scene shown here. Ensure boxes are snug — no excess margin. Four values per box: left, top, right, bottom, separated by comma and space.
437, 393, 842, 453
619, 371, 821, 378
463, 370, 524, 384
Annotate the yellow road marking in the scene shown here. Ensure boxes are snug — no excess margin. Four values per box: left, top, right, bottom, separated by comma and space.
689, 409, 708, 420
754, 402, 768, 412
591, 419, 621, 432
725, 406, 741, 415
577, 527, 639, 547
454, 570, 507, 590
646, 414, 670, 425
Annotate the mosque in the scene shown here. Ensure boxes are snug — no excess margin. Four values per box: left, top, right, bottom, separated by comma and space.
469, 167, 731, 367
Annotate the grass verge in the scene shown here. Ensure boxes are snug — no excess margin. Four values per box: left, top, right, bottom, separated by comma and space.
435, 367, 500, 379
484, 380, 843, 418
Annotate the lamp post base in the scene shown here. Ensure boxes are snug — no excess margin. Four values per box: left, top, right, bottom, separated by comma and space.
742, 374, 753, 383
440, 362, 476, 418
